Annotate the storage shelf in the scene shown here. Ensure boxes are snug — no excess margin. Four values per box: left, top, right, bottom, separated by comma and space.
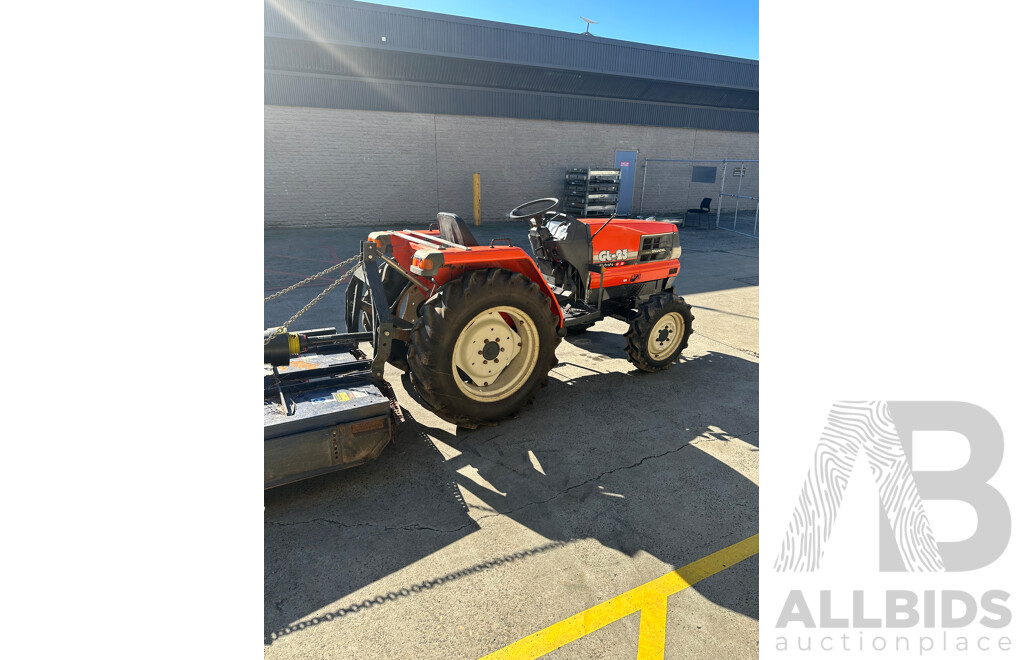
564, 167, 620, 217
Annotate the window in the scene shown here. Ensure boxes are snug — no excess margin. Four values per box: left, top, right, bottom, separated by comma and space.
691, 166, 717, 184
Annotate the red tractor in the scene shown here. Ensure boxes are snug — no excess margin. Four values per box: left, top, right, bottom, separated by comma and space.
341, 197, 694, 428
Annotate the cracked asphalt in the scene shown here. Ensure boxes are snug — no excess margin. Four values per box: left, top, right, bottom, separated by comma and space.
264, 222, 758, 659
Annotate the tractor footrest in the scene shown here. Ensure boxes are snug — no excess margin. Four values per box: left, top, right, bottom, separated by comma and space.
562, 301, 601, 327
549, 284, 574, 301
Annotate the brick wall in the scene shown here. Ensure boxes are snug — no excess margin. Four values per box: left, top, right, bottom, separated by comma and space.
265, 105, 758, 227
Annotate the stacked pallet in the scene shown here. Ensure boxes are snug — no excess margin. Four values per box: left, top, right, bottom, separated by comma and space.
564, 167, 620, 217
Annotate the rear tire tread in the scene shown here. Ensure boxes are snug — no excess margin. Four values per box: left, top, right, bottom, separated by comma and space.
407, 268, 561, 428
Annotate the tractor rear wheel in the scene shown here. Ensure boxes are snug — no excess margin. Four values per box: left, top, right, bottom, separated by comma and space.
407, 268, 560, 428
624, 292, 694, 372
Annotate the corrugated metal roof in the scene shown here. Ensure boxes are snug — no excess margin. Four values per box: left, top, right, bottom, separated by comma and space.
265, 38, 759, 110
265, 72, 758, 132
264, 0, 758, 131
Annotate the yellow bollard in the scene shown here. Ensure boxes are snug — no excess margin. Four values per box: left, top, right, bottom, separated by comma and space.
472, 173, 481, 226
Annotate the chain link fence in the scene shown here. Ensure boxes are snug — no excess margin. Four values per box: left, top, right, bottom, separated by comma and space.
638, 159, 759, 237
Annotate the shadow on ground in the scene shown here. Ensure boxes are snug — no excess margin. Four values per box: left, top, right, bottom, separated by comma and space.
264, 349, 758, 644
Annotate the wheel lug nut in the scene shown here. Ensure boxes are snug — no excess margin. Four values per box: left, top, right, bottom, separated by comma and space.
478, 350, 482, 355
500, 347, 505, 352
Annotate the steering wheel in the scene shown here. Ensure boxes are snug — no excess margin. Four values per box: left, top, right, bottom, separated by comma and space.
508, 198, 560, 226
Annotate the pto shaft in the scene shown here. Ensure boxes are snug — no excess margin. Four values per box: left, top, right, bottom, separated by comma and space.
264, 327, 372, 366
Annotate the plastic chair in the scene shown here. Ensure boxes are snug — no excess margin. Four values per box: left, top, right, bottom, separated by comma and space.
685, 198, 714, 229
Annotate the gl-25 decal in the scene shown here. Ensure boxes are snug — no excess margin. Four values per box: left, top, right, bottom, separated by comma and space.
596, 249, 628, 262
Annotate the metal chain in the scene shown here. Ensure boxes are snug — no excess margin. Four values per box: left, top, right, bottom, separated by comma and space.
264, 254, 360, 303
264, 256, 361, 346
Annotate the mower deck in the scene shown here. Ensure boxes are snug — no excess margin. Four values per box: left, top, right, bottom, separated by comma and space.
263, 350, 400, 489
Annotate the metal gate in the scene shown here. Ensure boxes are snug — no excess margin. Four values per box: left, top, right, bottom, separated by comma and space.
638, 159, 759, 237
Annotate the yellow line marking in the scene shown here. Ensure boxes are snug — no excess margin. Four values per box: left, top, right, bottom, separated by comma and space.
479, 533, 759, 660
636, 592, 668, 659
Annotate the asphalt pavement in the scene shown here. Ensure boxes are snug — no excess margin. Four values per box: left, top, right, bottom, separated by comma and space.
264, 220, 759, 659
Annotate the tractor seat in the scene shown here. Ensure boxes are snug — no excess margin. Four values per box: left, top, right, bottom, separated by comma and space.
438, 212, 479, 247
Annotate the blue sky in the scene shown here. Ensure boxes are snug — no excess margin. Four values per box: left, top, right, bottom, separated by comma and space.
371, 0, 759, 60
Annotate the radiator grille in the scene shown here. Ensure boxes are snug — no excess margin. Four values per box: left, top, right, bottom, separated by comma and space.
639, 233, 673, 262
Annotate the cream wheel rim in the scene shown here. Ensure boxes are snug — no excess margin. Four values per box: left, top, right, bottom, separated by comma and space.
451, 306, 539, 403
647, 312, 685, 360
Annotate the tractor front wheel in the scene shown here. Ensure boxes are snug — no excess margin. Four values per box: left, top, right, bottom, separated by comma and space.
624, 292, 694, 372
407, 269, 560, 428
